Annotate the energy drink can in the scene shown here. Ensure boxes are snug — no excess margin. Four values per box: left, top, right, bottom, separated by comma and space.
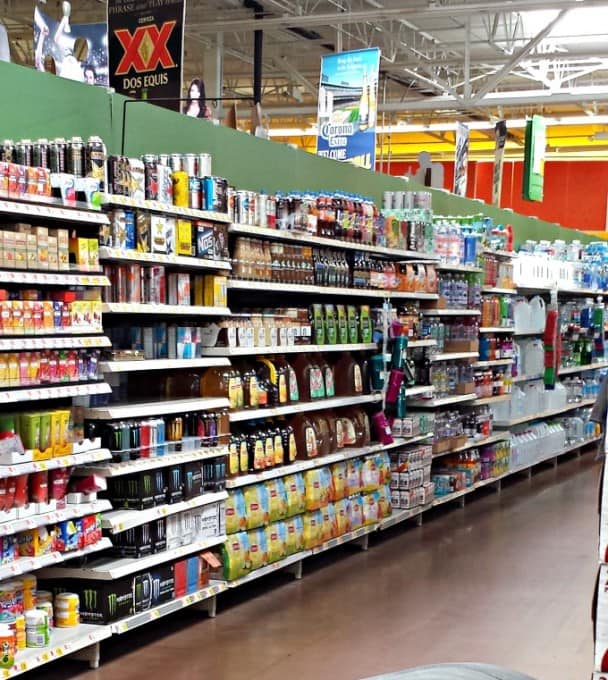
111, 209, 127, 249
183, 153, 196, 176
49, 138, 67, 174
234, 190, 247, 224
172, 171, 189, 207
143, 154, 158, 200
125, 264, 142, 303
152, 417, 165, 456
188, 176, 200, 210
125, 209, 136, 249
203, 176, 228, 213
16, 139, 32, 167
158, 154, 170, 167
85, 136, 107, 191
114, 265, 127, 303
196, 153, 212, 178
32, 139, 49, 169
67, 136, 84, 177
1, 140, 15, 163
169, 154, 182, 172
382, 191, 394, 211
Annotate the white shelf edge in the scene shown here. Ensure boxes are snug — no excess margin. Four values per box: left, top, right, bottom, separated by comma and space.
311, 523, 377, 554
0, 447, 111, 478
0, 500, 112, 537
405, 385, 434, 398
479, 327, 515, 333
436, 264, 483, 273
99, 357, 230, 373
511, 373, 543, 383
85, 397, 230, 420
200, 343, 377, 357
473, 394, 512, 406
494, 398, 596, 428
101, 303, 231, 316
483, 248, 517, 259
430, 352, 478, 362
378, 503, 431, 530
111, 581, 228, 634
0, 336, 111, 351
0, 382, 110, 404
74, 446, 228, 477
481, 287, 517, 295
406, 393, 477, 408
0, 196, 109, 225
444, 432, 511, 455
420, 308, 481, 316
225, 550, 311, 587
98, 247, 231, 271
407, 339, 438, 348
101, 491, 228, 533
100, 194, 231, 223
558, 361, 608, 375
473, 359, 514, 367
38, 534, 227, 581
0, 271, 108, 287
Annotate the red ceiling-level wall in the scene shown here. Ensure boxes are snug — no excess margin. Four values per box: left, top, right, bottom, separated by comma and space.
380, 160, 608, 232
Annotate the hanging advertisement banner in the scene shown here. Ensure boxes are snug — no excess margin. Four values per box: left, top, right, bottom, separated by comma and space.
34, 6, 108, 85
453, 122, 469, 197
107, 0, 185, 111
316, 48, 380, 170
523, 115, 546, 202
492, 120, 507, 206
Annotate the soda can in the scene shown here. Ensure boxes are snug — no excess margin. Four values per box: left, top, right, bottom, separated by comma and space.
110, 210, 127, 249
85, 136, 107, 191
203, 176, 228, 213
125, 209, 136, 249
126, 264, 142, 303
248, 191, 257, 225
172, 170, 189, 207
1, 139, 15, 163
393, 191, 405, 210
169, 154, 182, 172
182, 153, 196, 176
32, 139, 49, 169
256, 192, 268, 228
226, 185, 236, 220
196, 153, 212, 178
16, 139, 32, 167
158, 154, 170, 167
234, 190, 247, 224
153, 417, 166, 456
67, 136, 84, 177
188, 176, 200, 210
114, 265, 127, 303
382, 191, 393, 211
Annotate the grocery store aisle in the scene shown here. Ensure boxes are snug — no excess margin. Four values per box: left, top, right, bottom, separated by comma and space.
48, 453, 600, 680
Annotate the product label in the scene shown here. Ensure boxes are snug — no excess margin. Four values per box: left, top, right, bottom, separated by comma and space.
274, 435, 284, 465
249, 377, 259, 408
265, 437, 274, 466
228, 377, 243, 409
354, 365, 363, 393
288, 368, 299, 402
228, 443, 239, 475
305, 427, 318, 457
288, 433, 297, 461
310, 368, 324, 400
324, 367, 335, 397
239, 441, 248, 472
336, 419, 344, 448
342, 418, 356, 445
254, 441, 265, 469
278, 374, 288, 404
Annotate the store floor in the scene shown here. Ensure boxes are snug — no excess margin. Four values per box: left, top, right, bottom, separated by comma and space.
48, 453, 600, 680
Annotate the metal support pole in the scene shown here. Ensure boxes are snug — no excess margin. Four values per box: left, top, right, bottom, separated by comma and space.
72, 641, 101, 670
285, 560, 303, 580
192, 595, 217, 618
354, 534, 370, 551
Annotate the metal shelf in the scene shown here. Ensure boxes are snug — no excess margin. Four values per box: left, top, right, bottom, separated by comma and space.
39, 535, 226, 581
478, 327, 515, 333
559, 361, 608, 375
311, 523, 377, 554
378, 503, 431, 530
0, 195, 109, 225
0, 381, 110, 404
229, 393, 382, 423
407, 393, 477, 408
0, 500, 112, 537
446, 432, 510, 455
101, 302, 231, 316
436, 263, 483, 273
407, 339, 438, 348
111, 582, 227, 634
101, 491, 228, 533
228, 223, 437, 261
84, 397, 230, 420
227, 279, 438, 300
0, 624, 111, 678
473, 359, 514, 368
405, 385, 434, 398
473, 394, 512, 406
100, 194, 231, 223
0, 271, 109, 287
74, 446, 228, 478
481, 286, 517, 295
99, 357, 230, 373
420, 308, 481, 316
0, 336, 111, 352
0, 447, 111, 478
511, 372, 543, 383
494, 398, 595, 427
225, 550, 310, 587
98, 247, 231, 271
483, 248, 516, 259
0, 538, 112, 581
200, 342, 377, 357
429, 352, 478, 362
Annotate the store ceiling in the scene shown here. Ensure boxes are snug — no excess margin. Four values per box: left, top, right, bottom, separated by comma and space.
5, 0, 608, 160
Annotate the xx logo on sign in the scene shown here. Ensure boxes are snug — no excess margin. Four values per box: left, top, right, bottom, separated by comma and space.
114, 21, 177, 75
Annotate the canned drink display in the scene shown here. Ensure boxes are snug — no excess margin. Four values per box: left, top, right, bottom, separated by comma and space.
143, 154, 158, 200
172, 170, 189, 207
203, 176, 228, 213
125, 209, 136, 249
170, 154, 182, 172
188, 176, 200, 210
16, 139, 32, 167
182, 153, 196, 176
110, 209, 128, 249
382, 191, 393, 211
1, 140, 15, 163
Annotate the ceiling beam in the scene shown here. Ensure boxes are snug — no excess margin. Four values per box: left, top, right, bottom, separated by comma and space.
193, 0, 608, 33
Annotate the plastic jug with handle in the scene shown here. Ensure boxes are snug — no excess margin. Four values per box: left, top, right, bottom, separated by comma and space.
529, 296, 546, 332
513, 298, 531, 333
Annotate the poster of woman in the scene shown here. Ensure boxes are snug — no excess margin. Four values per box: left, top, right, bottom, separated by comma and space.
183, 78, 212, 119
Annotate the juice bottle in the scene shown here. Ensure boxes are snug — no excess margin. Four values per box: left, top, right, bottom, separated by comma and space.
333, 352, 363, 397
290, 413, 318, 458
200, 366, 243, 410
273, 356, 299, 402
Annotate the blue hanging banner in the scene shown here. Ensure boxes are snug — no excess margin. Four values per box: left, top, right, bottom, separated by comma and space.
316, 48, 380, 170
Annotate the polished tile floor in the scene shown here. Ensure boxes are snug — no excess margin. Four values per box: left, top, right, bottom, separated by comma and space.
47, 453, 600, 680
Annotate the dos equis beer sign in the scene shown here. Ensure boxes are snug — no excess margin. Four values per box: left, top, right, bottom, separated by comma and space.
107, 0, 185, 111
